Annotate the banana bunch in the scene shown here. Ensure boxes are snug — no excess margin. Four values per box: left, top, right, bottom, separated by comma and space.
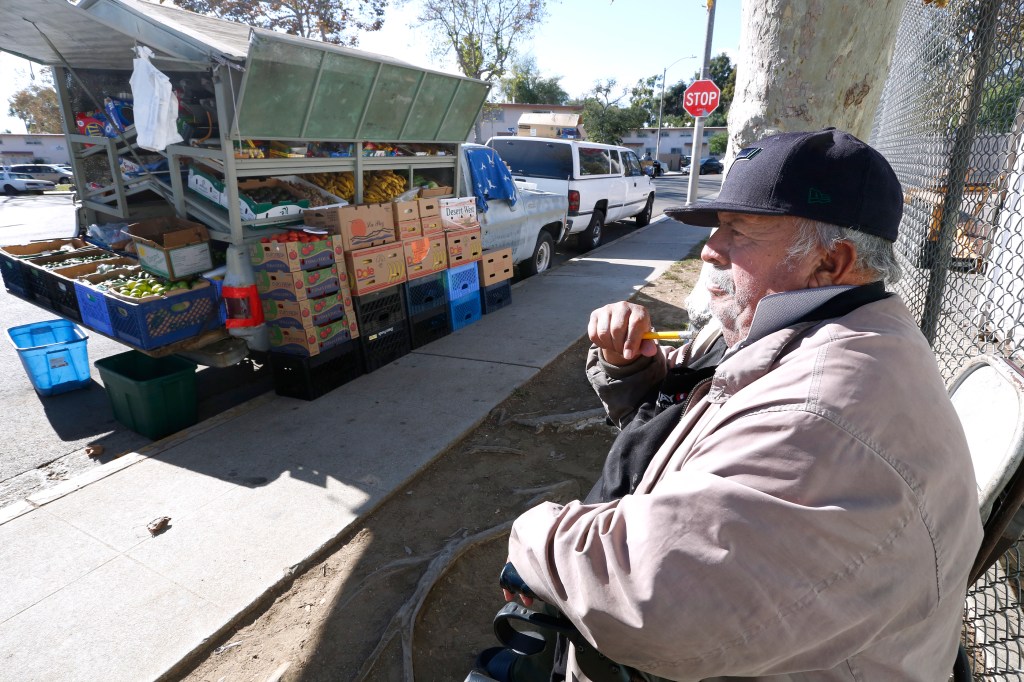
302, 172, 355, 202
363, 170, 407, 203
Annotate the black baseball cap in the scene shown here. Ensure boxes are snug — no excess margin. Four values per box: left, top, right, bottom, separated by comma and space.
665, 128, 903, 241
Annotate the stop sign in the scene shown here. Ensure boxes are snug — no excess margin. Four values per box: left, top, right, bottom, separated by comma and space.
682, 79, 721, 118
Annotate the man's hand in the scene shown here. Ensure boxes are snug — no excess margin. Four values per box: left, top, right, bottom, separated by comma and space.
588, 301, 658, 366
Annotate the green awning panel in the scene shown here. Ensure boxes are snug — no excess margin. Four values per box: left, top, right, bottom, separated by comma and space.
235, 30, 489, 143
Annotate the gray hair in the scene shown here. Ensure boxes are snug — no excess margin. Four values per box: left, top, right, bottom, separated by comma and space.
789, 218, 903, 284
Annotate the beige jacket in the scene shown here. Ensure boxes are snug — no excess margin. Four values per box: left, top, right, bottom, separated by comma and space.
507, 295, 982, 681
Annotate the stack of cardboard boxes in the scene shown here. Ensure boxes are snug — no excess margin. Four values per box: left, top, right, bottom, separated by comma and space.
250, 233, 362, 400
257, 189, 511, 399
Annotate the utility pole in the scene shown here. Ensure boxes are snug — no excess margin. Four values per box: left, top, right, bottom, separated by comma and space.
686, 0, 716, 205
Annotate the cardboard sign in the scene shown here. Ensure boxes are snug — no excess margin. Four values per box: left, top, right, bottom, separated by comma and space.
439, 197, 480, 230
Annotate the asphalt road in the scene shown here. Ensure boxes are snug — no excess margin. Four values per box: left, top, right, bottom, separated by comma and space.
0, 174, 722, 509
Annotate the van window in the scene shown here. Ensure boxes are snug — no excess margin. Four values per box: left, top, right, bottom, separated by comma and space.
579, 146, 612, 176
486, 139, 573, 179
609, 151, 622, 175
622, 151, 642, 176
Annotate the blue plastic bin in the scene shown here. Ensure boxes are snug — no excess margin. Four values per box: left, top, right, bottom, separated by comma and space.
7, 320, 91, 396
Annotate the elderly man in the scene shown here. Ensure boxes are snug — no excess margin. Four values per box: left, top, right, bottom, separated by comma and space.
501, 129, 982, 681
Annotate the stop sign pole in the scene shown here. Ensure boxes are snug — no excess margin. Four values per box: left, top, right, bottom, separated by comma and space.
687, 1, 717, 206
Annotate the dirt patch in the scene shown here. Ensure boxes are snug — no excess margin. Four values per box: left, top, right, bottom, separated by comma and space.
178, 250, 705, 682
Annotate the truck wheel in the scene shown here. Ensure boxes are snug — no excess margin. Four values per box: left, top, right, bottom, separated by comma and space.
635, 195, 654, 227
3, 185, 17, 195
520, 232, 554, 277
578, 211, 604, 252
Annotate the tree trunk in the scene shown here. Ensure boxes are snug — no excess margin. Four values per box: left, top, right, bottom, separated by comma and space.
728, 0, 907, 156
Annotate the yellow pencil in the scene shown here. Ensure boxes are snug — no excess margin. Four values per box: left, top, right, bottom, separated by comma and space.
642, 331, 695, 341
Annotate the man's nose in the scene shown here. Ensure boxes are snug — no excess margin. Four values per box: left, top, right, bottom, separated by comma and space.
701, 231, 727, 265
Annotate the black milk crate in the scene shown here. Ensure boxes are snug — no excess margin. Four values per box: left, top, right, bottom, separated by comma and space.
23, 261, 57, 309
271, 339, 364, 400
405, 272, 448, 317
44, 276, 83, 322
0, 251, 28, 297
444, 262, 480, 299
353, 284, 407, 335
481, 280, 512, 315
449, 290, 482, 331
360, 322, 411, 373
409, 305, 451, 349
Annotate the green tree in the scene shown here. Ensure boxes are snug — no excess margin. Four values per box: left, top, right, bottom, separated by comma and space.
708, 131, 728, 155
498, 57, 569, 105
581, 80, 647, 145
170, 0, 386, 45
8, 84, 62, 134
630, 74, 662, 127
663, 53, 736, 127
417, 0, 548, 83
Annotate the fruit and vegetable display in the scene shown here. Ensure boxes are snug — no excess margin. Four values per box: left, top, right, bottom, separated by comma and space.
100, 271, 201, 299
243, 185, 301, 206
259, 230, 330, 244
301, 172, 356, 202
39, 253, 113, 269
362, 169, 408, 203
413, 174, 446, 190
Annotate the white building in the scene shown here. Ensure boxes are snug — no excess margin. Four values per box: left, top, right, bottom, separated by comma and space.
0, 133, 70, 165
620, 126, 728, 171
477, 103, 585, 142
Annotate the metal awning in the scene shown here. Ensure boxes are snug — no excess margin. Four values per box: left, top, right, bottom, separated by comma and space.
232, 30, 490, 143
0, 0, 248, 70
1, 0, 489, 142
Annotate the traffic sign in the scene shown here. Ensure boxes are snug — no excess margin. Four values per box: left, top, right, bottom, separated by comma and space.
682, 79, 721, 118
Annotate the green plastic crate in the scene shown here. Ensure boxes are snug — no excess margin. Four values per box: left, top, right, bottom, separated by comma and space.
95, 351, 197, 440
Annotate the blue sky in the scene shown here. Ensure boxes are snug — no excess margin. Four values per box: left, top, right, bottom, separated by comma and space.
1, 0, 741, 133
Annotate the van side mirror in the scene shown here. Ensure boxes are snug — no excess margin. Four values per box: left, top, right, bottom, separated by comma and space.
643, 166, 655, 177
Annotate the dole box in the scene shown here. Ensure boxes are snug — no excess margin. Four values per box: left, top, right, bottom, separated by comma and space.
344, 242, 407, 295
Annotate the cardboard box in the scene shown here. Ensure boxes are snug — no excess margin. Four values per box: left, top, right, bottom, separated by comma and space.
345, 242, 407, 295
396, 219, 422, 240
255, 264, 341, 301
418, 197, 440, 218
127, 217, 213, 281
187, 165, 224, 204
403, 235, 448, 281
236, 178, 311, 220
249, 234, 343, 272
261, 286, 354, 329
440, 197, 480, 230
267, 318, 355, 357
420, 216, 443, 235
446, 227, 482, 266
419, 186, 453, 199
392, 199, 420, 223
304, 203, 395, 252
478, 248, 513, 285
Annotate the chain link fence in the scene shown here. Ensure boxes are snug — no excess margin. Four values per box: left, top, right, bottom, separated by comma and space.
871, 0, 1024, 677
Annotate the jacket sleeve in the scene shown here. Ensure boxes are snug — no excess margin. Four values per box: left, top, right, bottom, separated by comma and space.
586, 344, 686, 429
506, 409, 936, 680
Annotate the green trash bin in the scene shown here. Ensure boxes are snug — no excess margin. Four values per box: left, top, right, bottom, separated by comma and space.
95, 350, 198, 440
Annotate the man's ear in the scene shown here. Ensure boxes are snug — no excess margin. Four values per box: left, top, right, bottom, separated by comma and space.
810, 240, 865, 287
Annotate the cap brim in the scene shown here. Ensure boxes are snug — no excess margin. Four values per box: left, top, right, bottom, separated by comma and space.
664, 201, 791, 226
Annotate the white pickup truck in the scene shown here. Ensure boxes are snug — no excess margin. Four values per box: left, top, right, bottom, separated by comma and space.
486, 137, 656, 251
461, 143, 570, 276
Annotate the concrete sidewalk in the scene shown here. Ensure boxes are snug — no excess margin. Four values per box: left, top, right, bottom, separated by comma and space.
0, 217, 710, 682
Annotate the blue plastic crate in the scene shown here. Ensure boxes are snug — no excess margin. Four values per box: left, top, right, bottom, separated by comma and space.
105, 282, 221, 350
448, 290, 482, 331
7, 319, 91, 396
444, 262, 480, 299
73, 280, 115, 336
405, 272, 447, 317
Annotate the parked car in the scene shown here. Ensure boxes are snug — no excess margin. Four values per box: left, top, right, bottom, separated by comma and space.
1, 168, 56, 194
486, 137, 655, 252
697, 157, 724, 174
9, 163, 73, 184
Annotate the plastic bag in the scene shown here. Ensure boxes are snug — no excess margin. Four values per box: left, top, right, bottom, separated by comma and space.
393, 188, 421, 203
130, 46, 184, 151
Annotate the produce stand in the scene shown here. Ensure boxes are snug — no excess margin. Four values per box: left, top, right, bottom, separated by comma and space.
1, 0, 491, 370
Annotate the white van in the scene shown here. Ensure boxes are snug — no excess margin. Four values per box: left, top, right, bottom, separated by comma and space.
486, 137, 656, 251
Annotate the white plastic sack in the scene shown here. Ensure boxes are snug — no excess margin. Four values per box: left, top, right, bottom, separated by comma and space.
129, 46, 184, 151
